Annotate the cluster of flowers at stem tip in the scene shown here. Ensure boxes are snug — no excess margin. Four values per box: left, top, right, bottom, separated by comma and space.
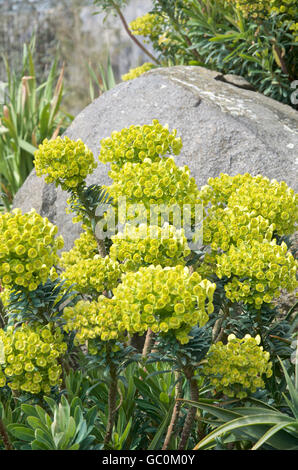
199, 173, 297, 236
203, 206, 275, 252
0, 288, 11, 309
110, 223, 191, 272
60, 255, 121, 296
0, 323, 67, 394
117, 265, 215, 344
63, 265, 216, 346
129, 13, 165, 41
33, 136, 97, 190
198, 173, 298, 308
0, 208, 64, 291
98, 119, 183, 167
122, 63, 156, 82
202, 334, 272, 399
224, 0, 296, 17
224, 0, 298, 37
60, 230, 98, 267
63, 297, 126, 348
216, 239, 297, 308
108, 158, 200, 224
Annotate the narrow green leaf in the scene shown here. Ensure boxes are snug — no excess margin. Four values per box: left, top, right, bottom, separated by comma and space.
148, 402, 174, 450
19, 139, 37, 155
194, 413, 295, 450
251, 422, 294, 450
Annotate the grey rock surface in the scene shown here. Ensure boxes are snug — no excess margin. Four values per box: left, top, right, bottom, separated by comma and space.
13, 65, 298, 250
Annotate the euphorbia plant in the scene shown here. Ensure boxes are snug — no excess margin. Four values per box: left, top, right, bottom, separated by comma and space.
0, 118, 296, 450
95, 0, 297, 106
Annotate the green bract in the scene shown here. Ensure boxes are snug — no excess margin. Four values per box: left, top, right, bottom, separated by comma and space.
0, 208, 63, 291
99, 120, 182, 167
61, 256, 121, 296
216, 239, 297, 308
109, 157, 200, 226
228, 176, 298, 236
200, 173, 298, 236
112, 265, 216, 344
60, 230, 98, 267
203, 207, 274, 252
110, 223, 190, 272
0, 323, 67, 394
202, 334, 273, 399
34, 136, 97, 190
63, 297, 126, 348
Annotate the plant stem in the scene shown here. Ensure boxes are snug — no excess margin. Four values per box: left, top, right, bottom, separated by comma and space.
96, 238, 106, 258
0, 309, 5, 328
163, 6, 202, 63
213, 301, 231, 343
178, 369, 199, 450
142, 328, 154, 358
104, 363, 118, 447
112, 3, 160, 65
162, 371, 183, 450
272, 44, 289, 76
0, 418, 13, 450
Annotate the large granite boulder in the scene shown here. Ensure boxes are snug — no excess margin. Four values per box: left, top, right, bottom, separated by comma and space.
13, 65, 298, 250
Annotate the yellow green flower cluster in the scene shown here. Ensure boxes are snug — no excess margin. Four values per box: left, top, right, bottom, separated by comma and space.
61, 255, 121, 295
0, 287, 11, 309
99, 120, 182, 167
203, 207, 274, 251
0, 323, 67, 394
202, 334, 272, 399
289, 21, 298, 39
224, 0, 297, 38
122, 63, 156, 81
109, 157, 199, 221
129, 13, 164, 39
63, 297, 125, 348
60, 230, 98, 268
270, 0, 297, 17
216, 239, 297, 308
110, 223, 191, 271
0, 208, 64, 291
199, 173, 252, 206
200, 173, 298, 236
228, 176, 297, 235
112, 265, 216, 344
225, 0, 271, 18
34, 136, 97, 190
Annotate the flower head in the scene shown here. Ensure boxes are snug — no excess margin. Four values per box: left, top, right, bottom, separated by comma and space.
99, 120, 182, 168
202, 334, 272, 398
0, 323, 67, 394
34, 136, 97, 190
0, 209, 63, 290
112, 265, 216, 344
